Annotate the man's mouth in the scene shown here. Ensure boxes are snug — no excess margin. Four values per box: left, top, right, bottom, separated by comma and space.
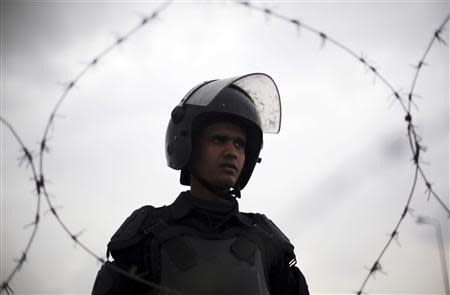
221, 163, 238, 174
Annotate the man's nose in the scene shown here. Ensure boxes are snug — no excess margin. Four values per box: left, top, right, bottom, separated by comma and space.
223, 140, 238, 158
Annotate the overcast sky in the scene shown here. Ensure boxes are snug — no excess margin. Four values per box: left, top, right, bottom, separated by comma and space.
1, 1, 449, 294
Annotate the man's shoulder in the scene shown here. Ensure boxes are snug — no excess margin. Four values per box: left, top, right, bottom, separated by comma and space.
239, 211, 293, 248
107, 204, 172, 254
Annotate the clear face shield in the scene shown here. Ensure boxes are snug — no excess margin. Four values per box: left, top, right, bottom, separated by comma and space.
181, 73, 282, 134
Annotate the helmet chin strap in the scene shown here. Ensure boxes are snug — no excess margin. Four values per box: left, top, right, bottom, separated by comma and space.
193, 173, 241, 199
230, 185, 241, 199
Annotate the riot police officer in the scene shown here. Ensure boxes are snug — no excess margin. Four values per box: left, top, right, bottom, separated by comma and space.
92, 73, 310, 295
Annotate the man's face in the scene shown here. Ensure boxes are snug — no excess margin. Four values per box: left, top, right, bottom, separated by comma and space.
192, 121, 247, 189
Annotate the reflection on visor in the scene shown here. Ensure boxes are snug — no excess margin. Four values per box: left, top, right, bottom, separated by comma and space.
232, 74, 281, 134
184, 73, 281, 134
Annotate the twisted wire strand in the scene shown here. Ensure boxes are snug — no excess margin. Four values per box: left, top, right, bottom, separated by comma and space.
405, 14, 450, 214
356, 166, 419, 294
0, 117, 42, 294
235, 2, 449, 294
38, 1, 172, 177
236, 1, 410, 113
408, 14, 450, 114
37, 2, 185, 294
235, 2, 450, 214
2, 2, 184, 295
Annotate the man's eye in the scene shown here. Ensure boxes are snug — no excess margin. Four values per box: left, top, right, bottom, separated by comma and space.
235, 139, 246, 149
212, 136, 225, 144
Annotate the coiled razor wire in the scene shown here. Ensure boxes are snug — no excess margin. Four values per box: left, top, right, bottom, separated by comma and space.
1, 1, 449, 294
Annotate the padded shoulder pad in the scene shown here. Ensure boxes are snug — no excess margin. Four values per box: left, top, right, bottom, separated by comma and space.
248, 213, 297, 263
108, 205, 156, 252
257, 214, 292, 245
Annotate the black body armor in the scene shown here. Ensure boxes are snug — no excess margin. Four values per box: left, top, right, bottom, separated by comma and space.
92, 192, 309, 295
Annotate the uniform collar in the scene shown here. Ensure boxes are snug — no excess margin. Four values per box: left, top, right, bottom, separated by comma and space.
170, 191, 193, 219
170, 191, 252, 226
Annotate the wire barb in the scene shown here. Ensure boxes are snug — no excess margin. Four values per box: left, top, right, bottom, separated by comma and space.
18, 148, 33, 167
435, 29, 447, 45
424, 182, 433, 201
23, 214, 40, 229
388, 230, 401, 247
0, 282, 14, 294
71, 229, 86, 243
319, 32, 327, 48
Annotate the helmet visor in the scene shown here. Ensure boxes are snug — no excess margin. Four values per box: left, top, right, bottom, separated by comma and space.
184, 73, 281, 134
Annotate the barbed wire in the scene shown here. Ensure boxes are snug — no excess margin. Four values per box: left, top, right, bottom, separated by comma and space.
1, 2, 185, 294
1, 1, 448, 294
0, 118, 42, 294
356, 14, 450, 295
235, 1, 449, 293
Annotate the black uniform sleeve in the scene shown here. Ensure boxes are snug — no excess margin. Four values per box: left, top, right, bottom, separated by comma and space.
91, 261, 133, 295
255, 214, 310, 295
92, 206, 159, 295
91, 246, 150, 295
291, 265, 310, 295
269, 247, 310, 295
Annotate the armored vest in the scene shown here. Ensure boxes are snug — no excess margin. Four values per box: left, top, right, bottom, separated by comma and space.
145, 219, 271, 295
106, 194, 296, 295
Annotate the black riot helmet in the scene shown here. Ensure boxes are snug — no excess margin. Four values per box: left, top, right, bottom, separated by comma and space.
165, 73, 281, 190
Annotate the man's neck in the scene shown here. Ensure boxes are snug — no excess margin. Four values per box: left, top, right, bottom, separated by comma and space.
190, 176, 229, 202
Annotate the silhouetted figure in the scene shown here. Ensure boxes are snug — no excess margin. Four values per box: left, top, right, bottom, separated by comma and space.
92, 73, 309, 295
